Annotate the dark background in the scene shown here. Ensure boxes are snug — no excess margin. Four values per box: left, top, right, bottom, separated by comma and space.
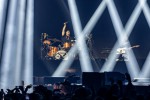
34, 0, 150, 77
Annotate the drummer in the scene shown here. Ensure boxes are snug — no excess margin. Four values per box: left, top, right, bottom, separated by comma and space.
42, 33, 50, 45
61, 22, 74, 50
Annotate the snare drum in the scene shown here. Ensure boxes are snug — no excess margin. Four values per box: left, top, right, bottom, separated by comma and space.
47, 46, 58, 57
54, 50, 67, 60
63, 42, 71, 49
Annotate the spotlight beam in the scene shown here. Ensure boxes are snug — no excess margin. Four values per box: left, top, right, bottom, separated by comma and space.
15, 0, 26, 86
0, 0, 19, 90
68, 0, 93, 72
137, 0, 150, 78
24, 0, 34, 86
0, 0, 6, 38
0, 0, 7, 57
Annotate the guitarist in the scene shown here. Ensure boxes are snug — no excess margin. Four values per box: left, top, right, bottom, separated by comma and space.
116, 45, 140, 61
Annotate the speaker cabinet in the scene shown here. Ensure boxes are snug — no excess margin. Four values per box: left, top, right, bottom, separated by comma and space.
82, 72, 125, 92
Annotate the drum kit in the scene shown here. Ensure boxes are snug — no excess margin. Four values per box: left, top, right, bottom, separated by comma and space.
41, 33, 75, 60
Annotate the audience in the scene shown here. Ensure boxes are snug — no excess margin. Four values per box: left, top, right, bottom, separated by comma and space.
0, 73, 150, 100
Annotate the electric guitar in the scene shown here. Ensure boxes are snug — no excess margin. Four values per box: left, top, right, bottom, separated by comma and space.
117, 45, 140, 54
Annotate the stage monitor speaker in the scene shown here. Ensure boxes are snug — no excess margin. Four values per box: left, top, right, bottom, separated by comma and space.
44, 76, 80, 84
103, 72, 125, 85
82, 72, 125, 92
82, 72, 104, 93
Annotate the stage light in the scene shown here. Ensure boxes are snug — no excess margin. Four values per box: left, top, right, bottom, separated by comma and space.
0, 0, 34, 91
139, 0, 146, 7
0, 0, 18, 89
136, 0, 150, 79
23, 0, 34, 88
0, 0, 5, 34
0, 0, 7, 50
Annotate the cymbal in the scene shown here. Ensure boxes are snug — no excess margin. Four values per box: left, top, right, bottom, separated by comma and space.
49, 38, 61, 42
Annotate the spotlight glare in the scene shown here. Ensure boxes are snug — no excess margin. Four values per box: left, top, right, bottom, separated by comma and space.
24, 0, 34, 87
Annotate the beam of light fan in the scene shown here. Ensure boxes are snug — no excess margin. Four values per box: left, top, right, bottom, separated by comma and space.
100, 0, 143, 79
15, 0, 26, 86
0, 0, 18, 89
24, 0, 34, 87
0, 0, 7, 50
52, 0, 107, 76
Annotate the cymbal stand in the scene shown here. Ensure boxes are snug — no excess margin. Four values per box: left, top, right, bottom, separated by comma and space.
41, 33, 49, 60
40, 34, 44, 60
86, 34, 101, 71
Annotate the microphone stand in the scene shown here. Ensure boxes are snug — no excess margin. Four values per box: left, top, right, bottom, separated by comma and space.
86, 34, 101, 71
41, 33, 44, 60
40, 33, 48, 60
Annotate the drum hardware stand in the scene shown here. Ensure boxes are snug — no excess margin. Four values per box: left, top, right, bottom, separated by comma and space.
58, 44, 62, 50
41, 33, 49, 60
86, 34, 101, 70
62, 52, 67, 59
40, 34, 44, 60
40, 46, 44, 60
41, 44, 50, 60
54, 51, 67, 60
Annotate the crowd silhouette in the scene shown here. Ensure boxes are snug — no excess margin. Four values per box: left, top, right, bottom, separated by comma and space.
0, 73, 150, 100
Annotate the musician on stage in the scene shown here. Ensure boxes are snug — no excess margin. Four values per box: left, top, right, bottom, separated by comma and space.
61, 22, 74, 50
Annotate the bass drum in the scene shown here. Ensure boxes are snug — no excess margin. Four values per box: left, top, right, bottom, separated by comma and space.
54, 50, 67, 60
63, 42, 71, 49
47, 46, 58, 57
